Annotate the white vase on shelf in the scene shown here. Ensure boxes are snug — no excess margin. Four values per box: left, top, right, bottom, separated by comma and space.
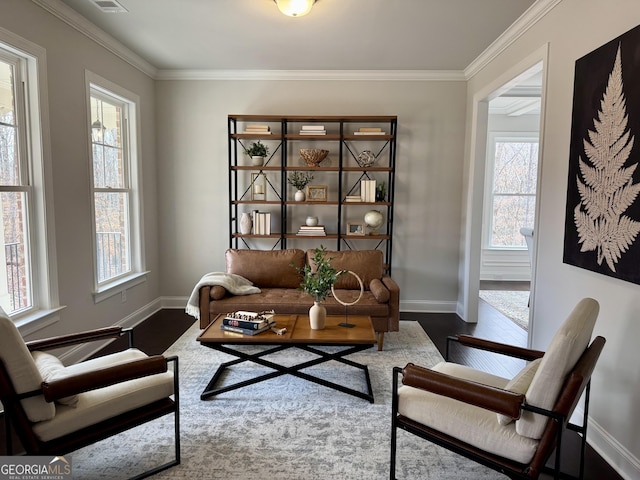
305, 216, 319, 227
239, 212, 252, 235
294, 189, 306, 202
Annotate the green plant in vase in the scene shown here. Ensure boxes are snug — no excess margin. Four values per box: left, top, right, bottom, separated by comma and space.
293, 246, 344, 329
287, 171, 314, 201
244, 141, 269, 166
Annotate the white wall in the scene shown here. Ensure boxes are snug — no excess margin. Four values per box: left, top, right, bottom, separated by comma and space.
0, 0, 161, 343
462, 1, 640, 477
155, 79, 467, 313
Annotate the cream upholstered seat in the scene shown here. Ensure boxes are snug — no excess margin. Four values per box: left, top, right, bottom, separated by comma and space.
0, 308, 180, 480
390, 298, 605, 480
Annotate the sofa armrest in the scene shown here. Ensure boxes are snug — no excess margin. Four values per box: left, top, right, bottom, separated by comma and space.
382, 275, 400, 332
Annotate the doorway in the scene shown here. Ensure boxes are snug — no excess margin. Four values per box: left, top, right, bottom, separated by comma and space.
460, 46, 547, 348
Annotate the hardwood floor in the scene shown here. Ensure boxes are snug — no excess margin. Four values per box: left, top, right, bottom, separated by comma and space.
1, 305, 621, 479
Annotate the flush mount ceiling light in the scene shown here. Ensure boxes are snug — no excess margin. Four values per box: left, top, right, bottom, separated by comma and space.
274, 0, 316, 17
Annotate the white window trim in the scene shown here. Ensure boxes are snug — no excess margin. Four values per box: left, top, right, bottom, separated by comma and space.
85, 71, 146, 303
483, 131, 538, 251
0, 27, 63, 332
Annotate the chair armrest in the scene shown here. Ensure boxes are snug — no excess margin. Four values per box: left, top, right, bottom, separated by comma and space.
26, 327, 128, 352
382, 275, 400, 330
41, 355, 169, 403
448, 334, 544, 361
402, 363, 525, 420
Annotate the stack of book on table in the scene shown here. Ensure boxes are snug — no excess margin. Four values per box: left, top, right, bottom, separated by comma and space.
353, 127, 385, 135
244, 125, 271, 135
299, 125, 326, 135
221, 310, 276, 335
297, 225, 326, 236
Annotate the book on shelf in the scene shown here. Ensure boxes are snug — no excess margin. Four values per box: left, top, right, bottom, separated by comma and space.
301, 125, 326, 131
299, 131, 326, 135
252, 211, 271, 235
344, 195, 362, 202
353, 127, 385, 135
244, 125, 271, 131
297, 225, 326, 236
360, 180, 376, 202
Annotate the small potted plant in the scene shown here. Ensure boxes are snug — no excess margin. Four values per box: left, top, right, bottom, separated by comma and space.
287, 171, 314, 201
294, 246, 344, 330
245, 141, 269, 166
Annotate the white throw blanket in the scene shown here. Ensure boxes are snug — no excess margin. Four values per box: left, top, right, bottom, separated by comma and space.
185, 272, 261, 320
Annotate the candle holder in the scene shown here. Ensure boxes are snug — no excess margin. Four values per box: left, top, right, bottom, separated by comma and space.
251, 173, 267, 201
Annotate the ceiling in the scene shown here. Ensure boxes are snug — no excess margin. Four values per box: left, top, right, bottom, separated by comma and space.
50, 0, 537, 72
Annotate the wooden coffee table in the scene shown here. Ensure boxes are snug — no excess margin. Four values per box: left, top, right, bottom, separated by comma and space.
197, 314, 376, 402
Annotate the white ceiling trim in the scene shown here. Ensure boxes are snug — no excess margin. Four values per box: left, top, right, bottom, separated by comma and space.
465, 0, 563, 79
155, 69, 467, 82
32, 0, 158, 78
32, 0, 556, 82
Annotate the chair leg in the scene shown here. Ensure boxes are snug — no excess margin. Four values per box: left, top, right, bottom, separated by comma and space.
390, 367, 401, 480
4, 412, 12, 455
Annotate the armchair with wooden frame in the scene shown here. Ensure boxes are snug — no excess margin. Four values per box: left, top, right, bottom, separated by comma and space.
0, 308, 180, 480
390, 297, 605, 480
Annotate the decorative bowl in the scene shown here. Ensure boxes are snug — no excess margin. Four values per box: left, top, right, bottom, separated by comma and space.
300, 149, 329, 167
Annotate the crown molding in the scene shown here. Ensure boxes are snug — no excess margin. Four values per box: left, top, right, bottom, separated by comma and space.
464, 0, 563, 79
31, 0, 158, 79
155, 69, 467, 82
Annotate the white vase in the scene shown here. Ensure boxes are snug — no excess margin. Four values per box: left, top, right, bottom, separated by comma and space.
251, 155, 265, 166
239, 212, 252, 235
294, 189, 306, 202
309, 302, 326, 330
305, 216, 319, 227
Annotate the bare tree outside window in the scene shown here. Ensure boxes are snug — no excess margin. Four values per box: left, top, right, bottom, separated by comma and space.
489, 140, 538, 248
90, 93, 131, 284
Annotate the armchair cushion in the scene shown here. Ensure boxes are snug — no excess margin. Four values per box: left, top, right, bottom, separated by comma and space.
398, 361, 538, 464
497, 358, 541, 425
517, 298, 599, 439
0, 311, 55, 422
32, 352, 79, 407
32, 349, 174, 442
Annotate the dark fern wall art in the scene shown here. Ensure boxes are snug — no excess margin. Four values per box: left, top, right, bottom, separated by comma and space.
563, 24, 640, 284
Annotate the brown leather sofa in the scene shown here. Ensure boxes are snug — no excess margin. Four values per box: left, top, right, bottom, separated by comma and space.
198, 248, 400, 350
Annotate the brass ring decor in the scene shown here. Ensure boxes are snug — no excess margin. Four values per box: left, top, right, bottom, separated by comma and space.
331, 270, 364, 306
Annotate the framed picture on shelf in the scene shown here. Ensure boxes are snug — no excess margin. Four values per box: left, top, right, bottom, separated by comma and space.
347, 222, 366, 236
306, 185, 328, 202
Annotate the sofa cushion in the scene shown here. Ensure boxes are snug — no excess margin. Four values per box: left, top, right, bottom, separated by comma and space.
226, 249, 304, 288
306, 250, 383, 290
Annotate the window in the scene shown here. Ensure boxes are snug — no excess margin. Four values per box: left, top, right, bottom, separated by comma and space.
0, 34, 59, 325
486, 135, 538, 248
87, 73, 145, 300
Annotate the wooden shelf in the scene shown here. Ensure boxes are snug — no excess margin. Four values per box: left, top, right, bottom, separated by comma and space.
228, 114, 397, 274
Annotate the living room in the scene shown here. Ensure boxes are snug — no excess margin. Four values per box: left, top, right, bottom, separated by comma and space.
1, 1, 639, 479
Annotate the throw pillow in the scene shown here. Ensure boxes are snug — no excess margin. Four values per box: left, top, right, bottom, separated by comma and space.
32, 351, 79, 407
497, 358, 541, 425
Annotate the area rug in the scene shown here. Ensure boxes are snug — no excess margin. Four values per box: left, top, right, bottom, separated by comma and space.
71, 321, 504, 479
479, 290, 530, 330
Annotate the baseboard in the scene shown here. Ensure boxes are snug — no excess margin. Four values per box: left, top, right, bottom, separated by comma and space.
587, 413, 640, 480
399, 300, 457, 313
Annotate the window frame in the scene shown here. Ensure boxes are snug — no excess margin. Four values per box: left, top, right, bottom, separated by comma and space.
86, 71, 146, 303
483, 132, 539, 251
0, 28, 62, 331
